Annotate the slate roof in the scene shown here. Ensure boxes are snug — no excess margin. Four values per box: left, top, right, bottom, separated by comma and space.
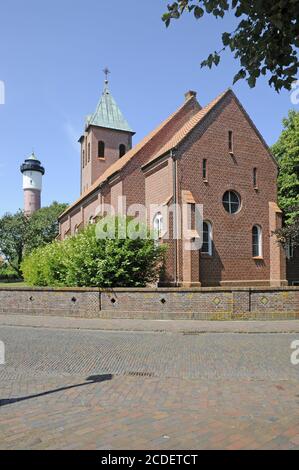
86, 81, 134, 133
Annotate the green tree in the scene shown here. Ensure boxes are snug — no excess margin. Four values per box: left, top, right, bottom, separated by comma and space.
162, 0, 299, 91
21, 218, 167, 288
275, 213, 299, 248
272, 110, 299, 245
0, 211, 28, 276
272, 111, 299, 221
25, 201, 68, 253
0, 202, 68, 276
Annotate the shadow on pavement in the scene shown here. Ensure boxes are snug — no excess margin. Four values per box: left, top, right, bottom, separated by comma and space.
0, 374, 113, 407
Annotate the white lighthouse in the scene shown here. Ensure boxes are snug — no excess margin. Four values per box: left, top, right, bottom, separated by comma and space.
20, 152, 45, 215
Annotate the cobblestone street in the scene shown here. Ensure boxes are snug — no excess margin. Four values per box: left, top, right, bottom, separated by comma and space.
0, 324, 299, 450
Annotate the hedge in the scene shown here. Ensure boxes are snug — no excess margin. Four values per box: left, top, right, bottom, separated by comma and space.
21, 217, 166, 287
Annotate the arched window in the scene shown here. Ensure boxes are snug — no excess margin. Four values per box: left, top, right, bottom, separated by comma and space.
252, 225, 262, 257
88, 215, 94, 224
153, 212, 164, 240
74, 225, 78, 235
119, 144, 126, 158
98, 141, 105, 159
202, 221, 212, 255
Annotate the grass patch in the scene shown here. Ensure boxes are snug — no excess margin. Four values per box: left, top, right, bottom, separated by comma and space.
0, 281, 28, 288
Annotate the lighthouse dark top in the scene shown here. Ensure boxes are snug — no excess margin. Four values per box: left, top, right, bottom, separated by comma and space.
20, 152, 45, 215
20, 153, 45, 175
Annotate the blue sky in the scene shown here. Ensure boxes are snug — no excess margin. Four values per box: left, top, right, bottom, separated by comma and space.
0, 0, 297, 216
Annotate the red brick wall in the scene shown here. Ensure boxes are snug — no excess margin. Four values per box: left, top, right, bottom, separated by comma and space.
177, 92, 282, 286
145, 161, 172, 224
122, 97, 200, 208
81, 126, 132, 194
1, 287, 297, 320
61, 91, 287, 287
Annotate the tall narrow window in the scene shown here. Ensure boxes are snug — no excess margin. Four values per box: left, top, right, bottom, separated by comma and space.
202, 221, 212, 255
253, 167, 258, 188
119, 144, 126, 158
228, 130, 233, 153
153, 212, 164, 241
252, 225, 262, 257
98, 141, 105, 159
88, 143, 91, 162
82, 150, 85, 168
202, 159, 207, 180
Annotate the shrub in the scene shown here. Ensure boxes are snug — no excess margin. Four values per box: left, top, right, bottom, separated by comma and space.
21, 218, 166, 287
21, 240, 68, 287
0, 265, 21, 282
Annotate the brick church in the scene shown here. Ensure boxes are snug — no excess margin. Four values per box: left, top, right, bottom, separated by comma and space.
58, 77, 298, 287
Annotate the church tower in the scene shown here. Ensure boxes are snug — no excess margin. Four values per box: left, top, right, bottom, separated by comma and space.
79, 69, 135, 195
20, 152, 45, 215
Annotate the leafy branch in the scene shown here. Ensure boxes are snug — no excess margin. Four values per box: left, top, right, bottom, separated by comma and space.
162, 0, 299, 91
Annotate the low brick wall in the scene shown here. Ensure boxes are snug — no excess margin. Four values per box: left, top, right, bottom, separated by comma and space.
0, 288, 100, 318
0, 286, 298, 320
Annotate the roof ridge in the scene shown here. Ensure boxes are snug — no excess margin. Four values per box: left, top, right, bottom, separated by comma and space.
144, 89, 230, 166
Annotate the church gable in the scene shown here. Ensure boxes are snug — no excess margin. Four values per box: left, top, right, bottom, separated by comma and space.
177, 90, 278, 197
177, 90, 277, 171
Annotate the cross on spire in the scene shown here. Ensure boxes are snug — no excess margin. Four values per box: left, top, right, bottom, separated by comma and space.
103, 67, 111, 84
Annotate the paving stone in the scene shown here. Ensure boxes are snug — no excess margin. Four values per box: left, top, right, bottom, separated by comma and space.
0, 325, 298, 450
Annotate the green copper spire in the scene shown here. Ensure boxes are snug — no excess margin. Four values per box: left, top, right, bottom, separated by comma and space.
86, 71, 133, 133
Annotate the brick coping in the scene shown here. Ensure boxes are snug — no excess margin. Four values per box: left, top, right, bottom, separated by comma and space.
0, 286, 298, 293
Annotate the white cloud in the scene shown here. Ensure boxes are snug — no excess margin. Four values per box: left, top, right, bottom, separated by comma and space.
64, 121, 80, 153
